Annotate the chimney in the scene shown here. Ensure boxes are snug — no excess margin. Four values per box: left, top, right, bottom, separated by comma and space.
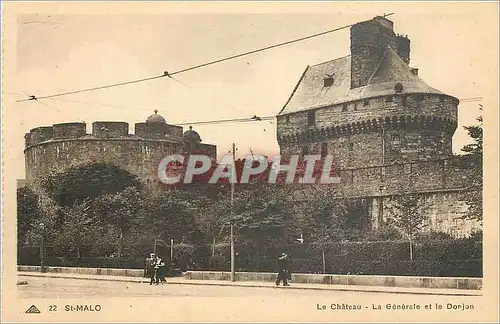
350, 16, 397, 89
396, 34, 411, 64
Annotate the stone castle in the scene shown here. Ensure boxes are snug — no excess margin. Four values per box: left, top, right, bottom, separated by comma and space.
276, 16, 481, 238
22, 16, 481, 238
24, 110, 216, 186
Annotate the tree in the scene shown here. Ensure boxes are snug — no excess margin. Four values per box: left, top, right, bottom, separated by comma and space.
387, 194, 430, 261
41, 162, 140, 207
214, 184, 295, 250
52, 198, 104, 258
17, 186, 40, 245
142, 189, 199, 245
459, 109, 483, 221
293, 185, 349, 273
92, 187, 147, 259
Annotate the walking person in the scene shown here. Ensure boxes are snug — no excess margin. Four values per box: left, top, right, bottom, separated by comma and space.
144, 253, 155, 278
275, 252, 290, 287
156, 257, 167, 284
147, 253, 158, 285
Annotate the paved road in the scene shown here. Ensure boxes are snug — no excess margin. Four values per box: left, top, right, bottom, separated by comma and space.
14, 276, 484, 322
18, 275, 479, 300
18, 275, 380, 298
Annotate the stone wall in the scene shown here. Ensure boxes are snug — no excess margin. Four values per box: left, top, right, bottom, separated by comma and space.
277, 94, 458, 142
16, 266, 483, 290
369, 190, 481, 238
24, 121, 217, 186
25, 138, 185, 184
184, 270, 482, 290
289, 158, 472, 198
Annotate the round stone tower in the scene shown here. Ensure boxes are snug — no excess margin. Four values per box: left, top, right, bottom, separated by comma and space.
276, 16, 461, 199
23, 111, 216, 187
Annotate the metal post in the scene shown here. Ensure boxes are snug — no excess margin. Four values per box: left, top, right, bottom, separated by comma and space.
230, 143, 236, 282
322, 249, 326, 274
409, 237, 413, 261
40, 235, 45, 273
39, 222, 45, 273
170, 238, 174, 263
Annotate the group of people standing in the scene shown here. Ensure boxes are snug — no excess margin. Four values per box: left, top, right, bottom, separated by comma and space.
144, 253, 167, 285
145, 251, 292, 287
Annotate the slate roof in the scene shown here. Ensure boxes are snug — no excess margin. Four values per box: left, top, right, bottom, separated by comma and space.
278, 46, 451, 115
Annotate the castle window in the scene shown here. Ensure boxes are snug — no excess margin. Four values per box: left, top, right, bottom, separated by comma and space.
321, 143, 328, 157
354, 103, 358, 111
363, 99, 369, 106
401, 95, 407, 106
342, 104, 348, 112
394, 83, 404, 93
307, 111, 316, 126
286, 115, 290, 123
349, 142, 354, 151
323, 77, 334, 87
302, 146, 310, 156
391, 135, 402, 147
385, 96, 393, 103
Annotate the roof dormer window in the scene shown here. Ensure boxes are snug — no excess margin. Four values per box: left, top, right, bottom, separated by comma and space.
323, 74, 334, 87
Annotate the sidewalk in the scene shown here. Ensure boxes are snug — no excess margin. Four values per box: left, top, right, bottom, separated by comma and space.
18, 271, 482, 296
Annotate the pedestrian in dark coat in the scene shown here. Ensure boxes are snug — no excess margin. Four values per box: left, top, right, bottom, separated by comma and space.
275, 253, 290, 286
156, 257, 167, 284
144, 253, 155, 278
146, 253, 158, 285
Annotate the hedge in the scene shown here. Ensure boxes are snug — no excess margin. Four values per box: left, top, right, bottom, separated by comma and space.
18, 237, 482, 277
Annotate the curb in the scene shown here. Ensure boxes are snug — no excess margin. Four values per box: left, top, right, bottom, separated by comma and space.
18, 273, 482, 296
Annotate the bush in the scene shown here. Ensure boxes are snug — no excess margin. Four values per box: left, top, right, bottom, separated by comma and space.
18, 237, 482, 277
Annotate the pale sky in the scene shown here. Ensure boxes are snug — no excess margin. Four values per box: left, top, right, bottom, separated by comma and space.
2, 2, 497, 180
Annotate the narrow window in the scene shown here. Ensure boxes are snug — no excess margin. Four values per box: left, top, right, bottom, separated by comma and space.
354, 103, 358, 111
363, 99, 369, 106
286, 115, 290, 123
307, 111, 316, 126
401, 95, 407, 106
321, 143, 328, 157
349, 142, 354, 151
342, 104, 348, 112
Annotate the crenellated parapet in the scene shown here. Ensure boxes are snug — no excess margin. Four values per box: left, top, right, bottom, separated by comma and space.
278, 114, 457, 146
52, 122, 87, 140
24, 111, 217, 185
25, 120, 184, 149
92, 122, 129, 138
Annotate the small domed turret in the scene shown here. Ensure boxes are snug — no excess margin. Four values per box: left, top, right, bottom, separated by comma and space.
183, 126, 202, 143
146, 110, 166, 124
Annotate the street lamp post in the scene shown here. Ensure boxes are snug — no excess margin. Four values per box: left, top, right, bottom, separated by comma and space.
39, 222, 45, 273
230, 143, 236, 282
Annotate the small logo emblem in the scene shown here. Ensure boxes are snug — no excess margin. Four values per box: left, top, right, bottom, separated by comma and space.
25, 305, 41, 314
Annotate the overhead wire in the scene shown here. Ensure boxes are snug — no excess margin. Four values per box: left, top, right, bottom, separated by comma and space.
16, 13, 394, 103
